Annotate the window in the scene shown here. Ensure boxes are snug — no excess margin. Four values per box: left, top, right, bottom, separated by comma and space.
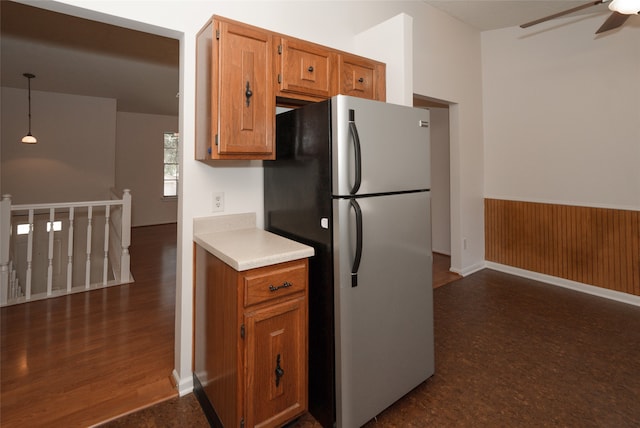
16, 221, 61, 235
164, 132, 179, 197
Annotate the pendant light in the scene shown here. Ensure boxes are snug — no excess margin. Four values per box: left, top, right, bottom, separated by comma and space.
21, 73, 37, 144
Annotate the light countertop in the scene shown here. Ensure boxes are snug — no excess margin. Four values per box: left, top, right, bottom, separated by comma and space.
193, 213, 314, 271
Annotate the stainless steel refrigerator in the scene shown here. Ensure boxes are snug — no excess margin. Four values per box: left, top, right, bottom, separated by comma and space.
264, 95, 434, 428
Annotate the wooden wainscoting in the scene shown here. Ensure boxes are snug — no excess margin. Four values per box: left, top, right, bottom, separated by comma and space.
485, 199, 640, 296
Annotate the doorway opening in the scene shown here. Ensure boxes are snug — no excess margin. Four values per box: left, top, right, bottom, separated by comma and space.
413, 95, 459, 286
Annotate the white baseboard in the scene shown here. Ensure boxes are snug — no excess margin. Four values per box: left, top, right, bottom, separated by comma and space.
486, 262, 640, 308
172, 369, 194, 397
450, 261, 485, 277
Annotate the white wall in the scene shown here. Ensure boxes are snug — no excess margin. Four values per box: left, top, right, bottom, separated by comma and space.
355, 13, 414, 106
32, 0, 486, 395
482, 15, 640, 210
411, 5, 485, 274
1, 87, 179, 226
115, 112, 178, 226
430, 107, 451, 255
1, 87, 116, 204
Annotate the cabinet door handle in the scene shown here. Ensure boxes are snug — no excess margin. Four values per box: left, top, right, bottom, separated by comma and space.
307, 66, 314, 72
245, 81, 253, 107
275, 354, 285, 387
358, 77, 364, 83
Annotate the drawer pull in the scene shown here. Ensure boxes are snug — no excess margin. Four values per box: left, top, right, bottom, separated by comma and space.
269, 281, 293, 292
358, 77, 364, 83
307, 66, 314, 72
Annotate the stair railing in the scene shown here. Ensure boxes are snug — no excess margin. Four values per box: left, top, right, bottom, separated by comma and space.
0, 190, 132, 306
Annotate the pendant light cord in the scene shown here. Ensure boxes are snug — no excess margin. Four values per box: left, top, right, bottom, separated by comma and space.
21, 73, 37, 144
27, 75, 32, 133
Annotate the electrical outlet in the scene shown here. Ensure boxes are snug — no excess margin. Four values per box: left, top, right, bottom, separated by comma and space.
212, 192, 225, 212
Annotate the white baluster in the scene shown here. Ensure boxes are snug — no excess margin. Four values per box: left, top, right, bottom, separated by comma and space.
0, 194, 11, 305
47, 208, 55, 296
67, 207, 74, 292
85, 206, 92, 289
120, 189, 132, 282
26, 210, 34, 299
103, 205, 110, 285
9, 261, 20, 299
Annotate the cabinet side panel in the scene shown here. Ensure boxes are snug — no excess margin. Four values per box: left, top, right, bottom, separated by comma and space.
375, 62, 386, 102
195, 20, 214, 160
196, 251, 239, 427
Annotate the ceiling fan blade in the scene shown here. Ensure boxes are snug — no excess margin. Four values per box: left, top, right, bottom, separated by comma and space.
595, 11, 631, 33
520, 0, 604, 28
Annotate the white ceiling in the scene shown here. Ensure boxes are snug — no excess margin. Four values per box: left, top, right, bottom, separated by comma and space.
0, 1, 628, 118
423, 0, 613, 31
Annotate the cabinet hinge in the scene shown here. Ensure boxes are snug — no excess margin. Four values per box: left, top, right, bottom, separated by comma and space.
214, 134, 219, 146
240, 324, 245, 339
277, 74, 282, 84
240, 418, 245, 428
277, 44, 282, 55
215, 29, 220, 40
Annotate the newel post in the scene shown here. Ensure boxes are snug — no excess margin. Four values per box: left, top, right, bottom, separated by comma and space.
0, 195, 12, 305
120, 189, 132, 282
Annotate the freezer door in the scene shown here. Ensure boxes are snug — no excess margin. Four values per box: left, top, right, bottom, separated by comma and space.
331, 95, 430, 196
332, 191, 434, 428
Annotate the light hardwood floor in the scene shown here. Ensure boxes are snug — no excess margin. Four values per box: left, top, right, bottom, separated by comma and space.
0, 223, 178, 427
433, 252, 462, 288
1, 224, 459, 427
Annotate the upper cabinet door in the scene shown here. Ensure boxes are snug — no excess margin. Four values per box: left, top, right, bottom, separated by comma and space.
276, 37, 336, 101
216, 19, 275, 158
339, 53, 386, 102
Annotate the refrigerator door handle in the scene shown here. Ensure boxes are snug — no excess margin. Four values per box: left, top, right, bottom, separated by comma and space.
348, 111, 362, 194
350, 199, 363, 287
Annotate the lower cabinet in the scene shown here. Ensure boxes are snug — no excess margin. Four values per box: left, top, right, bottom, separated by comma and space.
194, 245, 308, 428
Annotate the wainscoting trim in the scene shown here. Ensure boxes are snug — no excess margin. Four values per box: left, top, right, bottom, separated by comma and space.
485, 198, 639, 297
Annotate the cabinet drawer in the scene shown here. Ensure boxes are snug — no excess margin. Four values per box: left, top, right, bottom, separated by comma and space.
243, 262, 307, 306
276, 38, 335, 99
340, 60, 374, 99
339, 53, 386, 101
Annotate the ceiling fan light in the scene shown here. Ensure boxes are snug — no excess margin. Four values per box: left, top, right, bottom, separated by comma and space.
608, 0, 640, 14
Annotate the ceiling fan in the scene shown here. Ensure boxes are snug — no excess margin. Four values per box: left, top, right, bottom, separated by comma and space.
521, 0, 640, 34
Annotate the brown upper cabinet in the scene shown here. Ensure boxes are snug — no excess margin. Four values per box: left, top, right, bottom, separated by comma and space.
275, 37, 337, 102
196, 15, 386, 161
339, 52, 386, 102
196, 16, 275, 160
